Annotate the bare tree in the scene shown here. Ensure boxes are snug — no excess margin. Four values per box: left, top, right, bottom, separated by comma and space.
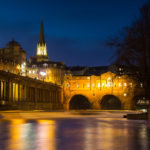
107, 3, 150, 98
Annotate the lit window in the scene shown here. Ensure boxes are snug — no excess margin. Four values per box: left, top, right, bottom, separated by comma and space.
140, 83, 143, 88
87, 77, 90, 79
107, 77, 111, 80
102, 83, 104, 87
40, 71, 46, 76
124, 83, 127, 87
29, 70, 31, 74
87, 83, 90, 88
119, 83, 121, 87
92, 83, 95, 87
130, 83, 132, 87
77, 84, 79, 88
119, 68, 122, 71
33, 70, 35, 74
124, 93, 127, 96
108, 83, 111, 87
98, 83, 100, 88
43, 63, 48, 67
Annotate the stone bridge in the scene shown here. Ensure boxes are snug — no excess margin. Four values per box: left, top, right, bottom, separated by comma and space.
0, 70, 143, 110
63, 72, 142, 110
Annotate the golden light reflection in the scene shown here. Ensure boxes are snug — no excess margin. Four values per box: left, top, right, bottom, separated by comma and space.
9, 119, 25, 150
7, 119, 56, 150
84, 119, 130, 150
36, 119, 56, 150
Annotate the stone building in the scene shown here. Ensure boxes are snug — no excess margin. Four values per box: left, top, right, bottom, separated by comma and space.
0, 39, 26, 65
0, 39, 26, 75
27, 19, 65, 85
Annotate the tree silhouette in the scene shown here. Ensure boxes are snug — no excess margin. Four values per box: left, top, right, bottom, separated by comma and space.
107, 2, 150, 98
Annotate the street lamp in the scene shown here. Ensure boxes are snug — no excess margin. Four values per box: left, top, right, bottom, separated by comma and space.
40, 71, 47, 81
21, 62, 26, 76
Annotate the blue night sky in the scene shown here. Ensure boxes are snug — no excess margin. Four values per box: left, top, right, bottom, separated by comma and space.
0, 0, 147, 66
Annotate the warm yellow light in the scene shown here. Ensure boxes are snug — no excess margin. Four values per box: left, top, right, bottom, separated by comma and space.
107, 83, 111, 87
124, 83, 127, 87
124, 93, 127, 96
87, 83, 90, 88
37, 120, 55, 124
108, 77, 111, 80
16, 65, 20, 70
119, 68, 122, 71
119, 83, 121, 87
37, 43, 47, 56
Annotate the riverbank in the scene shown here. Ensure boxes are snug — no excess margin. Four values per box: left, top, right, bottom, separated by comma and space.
124, 112, 148, 120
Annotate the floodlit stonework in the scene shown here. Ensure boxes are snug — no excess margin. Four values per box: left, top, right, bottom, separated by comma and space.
63, 72, 143, 110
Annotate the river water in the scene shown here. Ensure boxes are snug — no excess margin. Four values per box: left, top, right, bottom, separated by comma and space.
0, 111, 150, 150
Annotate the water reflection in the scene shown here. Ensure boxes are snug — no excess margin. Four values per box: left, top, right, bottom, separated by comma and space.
0, 112, 150, 150
36, 120, 56, 150
9, 119, 26, 150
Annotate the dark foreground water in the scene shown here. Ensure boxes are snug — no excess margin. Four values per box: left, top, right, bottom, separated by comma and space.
0, 111, 150, 150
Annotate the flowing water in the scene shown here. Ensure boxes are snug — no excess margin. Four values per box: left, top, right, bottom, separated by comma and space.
0, 111, 150, 150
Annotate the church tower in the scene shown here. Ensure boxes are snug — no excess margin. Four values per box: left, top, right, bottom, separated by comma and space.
36, 19, 49, 62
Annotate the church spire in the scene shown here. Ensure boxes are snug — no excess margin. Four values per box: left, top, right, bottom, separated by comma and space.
39, 18, 45, 44
36, 18, 49, 62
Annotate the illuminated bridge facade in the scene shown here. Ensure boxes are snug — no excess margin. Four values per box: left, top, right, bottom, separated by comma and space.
0, 70, 142, 110
63, 72, 142, 110
0, 71, 63, 110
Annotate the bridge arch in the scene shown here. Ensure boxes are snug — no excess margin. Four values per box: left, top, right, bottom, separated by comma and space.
69, 94, 92, 110
100, 95, 122, 110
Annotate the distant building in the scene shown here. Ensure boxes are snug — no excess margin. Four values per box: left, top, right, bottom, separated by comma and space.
108, 64, 138, 75
66, 66, 88, 76
0, 39, 26, 75
0, 39, 26, 64
27, 19, 65, 85
0, 58, 19, 74
66, 66, 108, 76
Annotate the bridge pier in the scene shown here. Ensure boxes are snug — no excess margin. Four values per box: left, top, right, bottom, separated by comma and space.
92, 101, 101, 109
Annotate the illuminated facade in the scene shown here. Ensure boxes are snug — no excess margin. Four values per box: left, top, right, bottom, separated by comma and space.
0, 39, 26, 75
27, 19, 65, 85
63, 71, 143, 110
0, 58, 19, 74
27, 61, 65, 85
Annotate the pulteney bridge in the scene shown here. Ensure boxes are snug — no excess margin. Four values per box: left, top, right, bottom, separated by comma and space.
0, 71, 142, 110
0, 70, 63, 110
63, 72, 142, 110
